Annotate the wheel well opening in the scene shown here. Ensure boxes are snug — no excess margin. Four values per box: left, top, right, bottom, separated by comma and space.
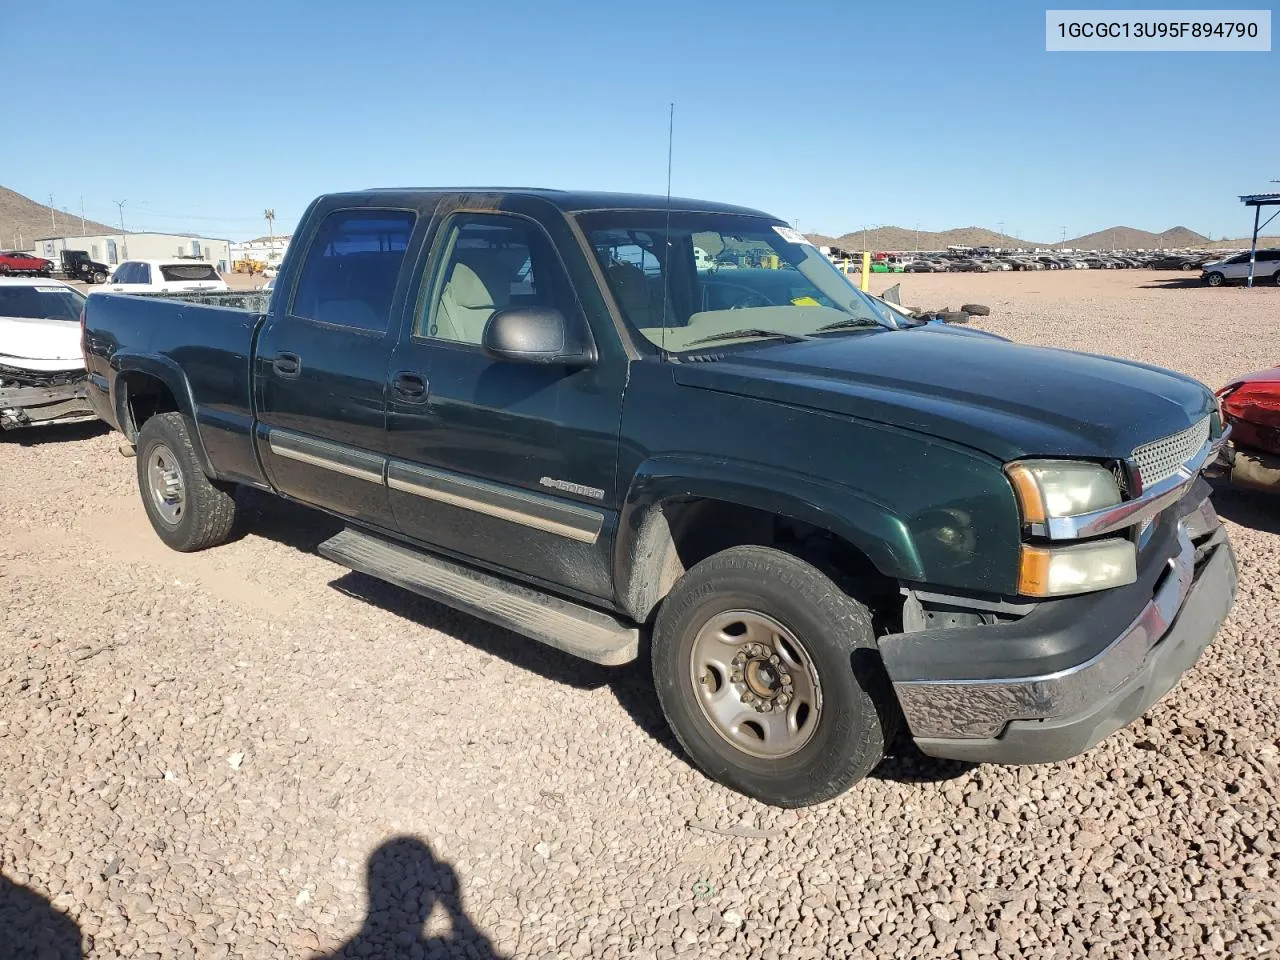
119, 374, 179, 441
659, 498, 901, 630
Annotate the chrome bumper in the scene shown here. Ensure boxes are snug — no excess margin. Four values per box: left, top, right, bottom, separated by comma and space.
892, 494, 1229, 744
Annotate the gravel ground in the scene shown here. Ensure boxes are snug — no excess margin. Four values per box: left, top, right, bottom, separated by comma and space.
2, 270, 1278, 960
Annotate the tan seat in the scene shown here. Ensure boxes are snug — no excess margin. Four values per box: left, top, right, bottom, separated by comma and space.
434, 257, 511, 344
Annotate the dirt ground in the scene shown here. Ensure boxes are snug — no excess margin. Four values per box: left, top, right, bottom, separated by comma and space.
2, 271, 1278, 959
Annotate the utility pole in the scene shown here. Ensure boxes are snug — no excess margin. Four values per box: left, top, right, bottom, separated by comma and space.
48, 194, 56, 233
79, 196, 86, 235
1060, 226, 1067, 250
114, 200, 128, 259
915, 222, 921, 253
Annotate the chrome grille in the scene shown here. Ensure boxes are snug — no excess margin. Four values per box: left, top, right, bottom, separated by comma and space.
1132, 416, 1211, 488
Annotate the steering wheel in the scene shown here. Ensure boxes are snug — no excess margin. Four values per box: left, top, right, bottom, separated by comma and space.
708, 280, 772, 310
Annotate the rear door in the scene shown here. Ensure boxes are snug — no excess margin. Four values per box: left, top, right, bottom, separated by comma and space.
253, 206, 419, 530
384, 210, 625, 601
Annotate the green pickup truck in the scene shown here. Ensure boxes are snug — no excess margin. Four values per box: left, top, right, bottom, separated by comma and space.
82, 188, 1237, 807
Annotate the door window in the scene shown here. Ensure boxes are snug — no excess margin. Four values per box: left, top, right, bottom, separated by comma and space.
291, 209, 416, 332
417, 214, 579, 345
137, 263, 152, 284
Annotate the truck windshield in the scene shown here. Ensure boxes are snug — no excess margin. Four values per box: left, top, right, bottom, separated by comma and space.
0, 285, 85, 322
160, 264, 219, 281
578, 211, 890, 352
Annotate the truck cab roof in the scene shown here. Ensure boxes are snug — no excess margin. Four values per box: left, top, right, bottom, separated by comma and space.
347, 188, 772, 217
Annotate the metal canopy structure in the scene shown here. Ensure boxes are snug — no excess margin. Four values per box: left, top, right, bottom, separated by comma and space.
1240, 193, 1280, 287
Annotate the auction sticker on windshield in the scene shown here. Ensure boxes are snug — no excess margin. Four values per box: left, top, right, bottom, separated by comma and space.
772, 225, 812, 246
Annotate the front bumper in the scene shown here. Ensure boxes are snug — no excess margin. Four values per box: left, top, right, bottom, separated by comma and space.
881, 483, 1236, 763
0, 378, 96, 430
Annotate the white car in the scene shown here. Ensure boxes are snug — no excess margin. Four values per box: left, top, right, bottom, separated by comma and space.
1201, 250, 1280, 287
96, 259, 229, 295
0, 277, 97, 431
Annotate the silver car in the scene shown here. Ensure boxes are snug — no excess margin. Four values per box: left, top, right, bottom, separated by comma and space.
1201, 249, 1280, 286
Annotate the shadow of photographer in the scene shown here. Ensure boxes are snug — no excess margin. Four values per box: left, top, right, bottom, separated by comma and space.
0, 872, 84, 959
318, 836, 503, 960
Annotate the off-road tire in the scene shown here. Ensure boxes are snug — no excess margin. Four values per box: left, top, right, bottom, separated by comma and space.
960, 303, 991, 317
136, 413, 238, 552
651, 545, 893, 807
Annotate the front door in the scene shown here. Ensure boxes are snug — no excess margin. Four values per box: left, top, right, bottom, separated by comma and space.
385, 212, 624, 602
254, 206, 418, 530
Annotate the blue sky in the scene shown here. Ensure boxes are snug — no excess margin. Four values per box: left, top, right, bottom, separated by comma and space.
2, 0, 1276, 242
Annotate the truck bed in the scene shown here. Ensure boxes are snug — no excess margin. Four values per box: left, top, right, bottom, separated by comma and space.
82, 292, 268, 486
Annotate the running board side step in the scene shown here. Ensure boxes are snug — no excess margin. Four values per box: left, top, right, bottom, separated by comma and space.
318, 527, 640, 666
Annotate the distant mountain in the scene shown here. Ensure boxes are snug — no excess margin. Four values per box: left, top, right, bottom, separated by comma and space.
804, 222, 1213, 252
808, 225, 1034, 252
1064, 225, 1207, 250
0, 186, 120, 250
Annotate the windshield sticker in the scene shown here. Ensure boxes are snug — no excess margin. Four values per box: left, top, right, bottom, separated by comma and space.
772, 225, 812, 246
790, 296, 821, 307
34, 286, 65, 293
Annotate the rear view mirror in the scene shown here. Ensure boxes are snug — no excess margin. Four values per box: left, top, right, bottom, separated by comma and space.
482, 307, 595, 367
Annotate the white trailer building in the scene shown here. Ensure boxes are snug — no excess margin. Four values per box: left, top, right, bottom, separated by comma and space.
32, 233, 232, 273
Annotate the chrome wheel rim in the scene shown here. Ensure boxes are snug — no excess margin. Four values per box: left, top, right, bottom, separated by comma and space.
689, 610, 823, 760
147, 443, 185, 525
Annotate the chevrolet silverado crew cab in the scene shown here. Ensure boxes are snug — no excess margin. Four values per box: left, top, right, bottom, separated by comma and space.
82, 189, 1237, 807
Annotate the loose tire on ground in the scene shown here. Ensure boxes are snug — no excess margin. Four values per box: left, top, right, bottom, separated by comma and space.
939, 311, 970, 324
135, 412, 238, 552
651, 545, 894, 807
960, 303, 991, 317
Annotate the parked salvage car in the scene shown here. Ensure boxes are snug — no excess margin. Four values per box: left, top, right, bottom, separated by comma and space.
1149, 255, 1199, 270
1213, 366, 1280, 492
83, 187, 1236, 808
0, 251, 54, 277
1201, 250, 1280, 287
0, 277, 96, 432
96, 260, 229, 295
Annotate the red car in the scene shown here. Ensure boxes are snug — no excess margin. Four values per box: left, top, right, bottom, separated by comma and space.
0, 251, 53, 276
1215, 366, 1280, 492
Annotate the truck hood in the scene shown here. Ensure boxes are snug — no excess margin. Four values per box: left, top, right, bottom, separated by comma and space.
672, 324, 1215, 462
0, 315, 86, 372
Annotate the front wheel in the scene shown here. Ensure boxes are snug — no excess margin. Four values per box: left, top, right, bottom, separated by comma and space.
651, 546, 894, 807
1204, 272, 1225, 287
92, 270, 108, 284
136, 412, 239, 552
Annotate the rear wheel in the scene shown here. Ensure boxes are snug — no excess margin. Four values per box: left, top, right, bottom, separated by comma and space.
136, 413, 238, 552
651, 545, 893, 807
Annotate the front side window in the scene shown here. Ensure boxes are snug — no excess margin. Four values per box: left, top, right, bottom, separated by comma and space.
0, 284, 85, 322
417, 214, 579, 345
291, 209, 416, 332
578, 211, 890, 353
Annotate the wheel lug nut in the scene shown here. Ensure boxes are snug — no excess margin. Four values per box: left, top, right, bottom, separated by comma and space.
743, 693, 756, 704
778, 693, 791, 706
779, 674, 792, 686
769, 654, 781, 665
731, 672, 744, 683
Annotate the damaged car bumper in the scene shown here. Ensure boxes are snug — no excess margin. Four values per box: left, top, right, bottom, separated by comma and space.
0, 365, 97, 430
880, 480, 1236, 764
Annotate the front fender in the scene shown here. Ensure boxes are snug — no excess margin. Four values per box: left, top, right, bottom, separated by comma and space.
615, 449, 1021, 618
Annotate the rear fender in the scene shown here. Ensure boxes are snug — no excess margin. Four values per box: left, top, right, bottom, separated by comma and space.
112, 353, 215, 477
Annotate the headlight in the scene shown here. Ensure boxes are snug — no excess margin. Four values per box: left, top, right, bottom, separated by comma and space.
1018, 539, 1137, 597
1005, 460, 1122, 523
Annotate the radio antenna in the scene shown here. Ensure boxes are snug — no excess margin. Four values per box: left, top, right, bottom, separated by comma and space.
661, 102, 674, 354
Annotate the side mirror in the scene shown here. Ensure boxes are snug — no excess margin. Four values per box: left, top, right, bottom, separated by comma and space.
482, 307, 595, 367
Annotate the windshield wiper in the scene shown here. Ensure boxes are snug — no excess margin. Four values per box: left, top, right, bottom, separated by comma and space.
816, 317, 888, 332
684, 328, 814, 347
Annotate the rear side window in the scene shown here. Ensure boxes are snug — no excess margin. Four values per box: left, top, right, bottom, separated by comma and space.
161, 263, 219, 281
137, 263, 152, 284
291, 209, 417, 332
